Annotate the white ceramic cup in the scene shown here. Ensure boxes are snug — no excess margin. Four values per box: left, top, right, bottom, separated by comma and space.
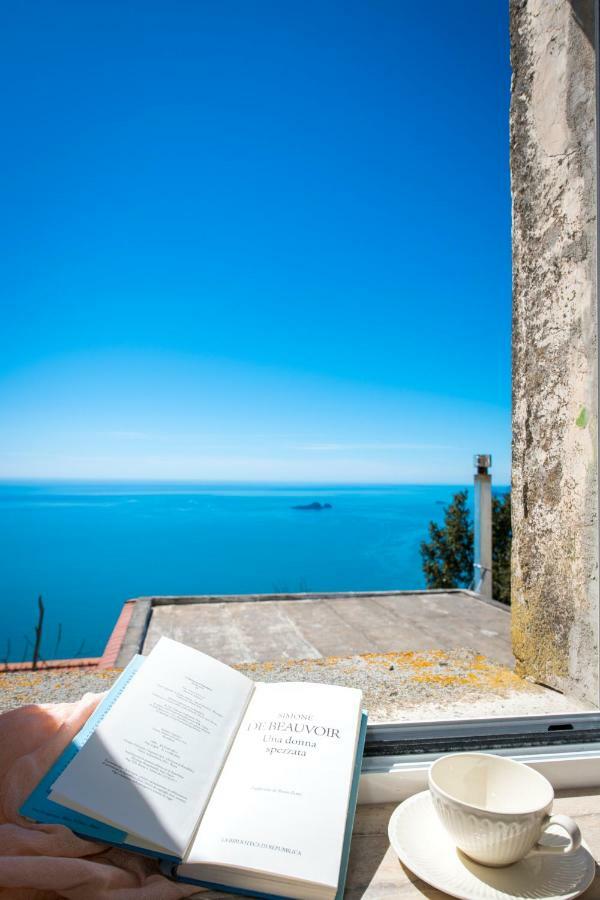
428, 752, 581, 867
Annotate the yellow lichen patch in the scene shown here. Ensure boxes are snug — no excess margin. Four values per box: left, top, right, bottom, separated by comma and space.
412, 672, 480, 686
511, 584, 571, 686
356, 649, 457, 674
470, 655, 490, 669
485, 667, 531, 690
238, 660, 275, 673
0, 675, 42, 689
412, 662, 532, 692
359, 650, 430, 668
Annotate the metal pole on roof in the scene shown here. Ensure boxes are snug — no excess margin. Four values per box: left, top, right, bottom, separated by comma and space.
473, 454, 493, 599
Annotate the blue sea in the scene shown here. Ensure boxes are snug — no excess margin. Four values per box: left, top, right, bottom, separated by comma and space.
0, 482, 492, 663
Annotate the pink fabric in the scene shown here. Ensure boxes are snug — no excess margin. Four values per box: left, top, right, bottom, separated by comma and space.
0, 694, 199, 899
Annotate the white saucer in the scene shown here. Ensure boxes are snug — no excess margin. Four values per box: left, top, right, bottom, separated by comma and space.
387, 791, 595, 900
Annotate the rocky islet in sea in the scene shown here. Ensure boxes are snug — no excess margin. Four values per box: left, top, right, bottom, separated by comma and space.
291, 502, 333, 511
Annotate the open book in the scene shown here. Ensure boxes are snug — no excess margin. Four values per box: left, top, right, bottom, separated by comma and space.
22, 637, 366, 900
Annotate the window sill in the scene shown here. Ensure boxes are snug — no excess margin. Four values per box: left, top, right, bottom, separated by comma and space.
238, 649, 593, 723
360, 745, 600, 803
345, 790, 600, 898
1, 646, 593, 720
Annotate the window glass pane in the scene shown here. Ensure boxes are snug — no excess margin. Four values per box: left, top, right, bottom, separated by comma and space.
0, 1, 597, 727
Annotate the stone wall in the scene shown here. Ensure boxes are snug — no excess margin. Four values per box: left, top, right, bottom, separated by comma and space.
510, 0, 598, 703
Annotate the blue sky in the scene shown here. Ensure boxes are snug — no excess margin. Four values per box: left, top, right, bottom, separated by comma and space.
0, 1, 511, 484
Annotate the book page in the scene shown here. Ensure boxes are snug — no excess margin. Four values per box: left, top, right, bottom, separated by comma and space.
185, 681, 362, 890
50, 637, 254, 857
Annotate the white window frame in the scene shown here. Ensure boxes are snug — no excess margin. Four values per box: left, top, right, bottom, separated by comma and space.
359, 713, 600, 802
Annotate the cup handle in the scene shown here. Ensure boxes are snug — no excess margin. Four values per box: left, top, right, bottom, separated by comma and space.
531, 814, 582, 856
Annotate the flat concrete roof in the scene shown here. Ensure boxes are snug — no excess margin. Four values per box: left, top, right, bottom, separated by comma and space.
141, 590, 515, 667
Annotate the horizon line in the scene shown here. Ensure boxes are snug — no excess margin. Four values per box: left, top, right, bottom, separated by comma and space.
0, 476, 512, 487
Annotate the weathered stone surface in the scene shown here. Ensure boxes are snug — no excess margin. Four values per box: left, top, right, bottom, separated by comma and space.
510, 0, 598, 702
1, 649, 592, 719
